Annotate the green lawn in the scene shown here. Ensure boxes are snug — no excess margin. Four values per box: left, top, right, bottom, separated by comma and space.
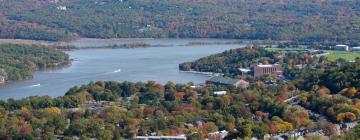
326, 51, 360, 61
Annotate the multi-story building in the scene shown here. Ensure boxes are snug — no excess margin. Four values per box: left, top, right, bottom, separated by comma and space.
253, 64, 283, 78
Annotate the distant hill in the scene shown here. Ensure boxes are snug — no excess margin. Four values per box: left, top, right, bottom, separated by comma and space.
1, 0, 360, 44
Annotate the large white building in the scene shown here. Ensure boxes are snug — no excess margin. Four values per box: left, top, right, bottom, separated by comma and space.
352, 47, 360, 52
334, 45, 349, 51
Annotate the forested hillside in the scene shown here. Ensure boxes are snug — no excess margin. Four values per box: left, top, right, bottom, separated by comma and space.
1, 0, 360, 43
179, 47, 279, 76
179, 46, 319, 77
0, 14, 77, 41
0, 43, 70, 81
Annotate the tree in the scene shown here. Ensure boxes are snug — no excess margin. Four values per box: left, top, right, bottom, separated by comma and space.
252, 124, 268, 138
198, 122, 218, 137
98, 129, 113, 140
322, 122, 336, 138
336, 112, 356, 123
188, 132, 204, 140
341, 87, 358, 98
316, 87, 331, 95
243, 123, 253, 138
66, 118, 87, 136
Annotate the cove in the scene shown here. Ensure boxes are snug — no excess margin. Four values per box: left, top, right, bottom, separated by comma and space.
0, 39, 244, 99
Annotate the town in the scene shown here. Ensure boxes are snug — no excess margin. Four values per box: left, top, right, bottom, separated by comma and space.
2, 0, 360, 139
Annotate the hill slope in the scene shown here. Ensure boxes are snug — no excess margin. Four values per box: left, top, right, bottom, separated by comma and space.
1, 0, 360, 43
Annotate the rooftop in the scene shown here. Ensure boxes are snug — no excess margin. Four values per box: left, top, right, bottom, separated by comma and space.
257, 64, 280, 68
239, 68, 251, 72
336, 44, 349, 47
136, 136, 186, 140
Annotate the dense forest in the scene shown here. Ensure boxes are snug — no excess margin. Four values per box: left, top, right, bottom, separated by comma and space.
1, 0, 360, 44
292, 61, 360, 93
0, 43, 70, 82
0, 14, 77, 41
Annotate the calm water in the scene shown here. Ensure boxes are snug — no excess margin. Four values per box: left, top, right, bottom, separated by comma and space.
0, 39, 243, 99
65, 38, 241, 47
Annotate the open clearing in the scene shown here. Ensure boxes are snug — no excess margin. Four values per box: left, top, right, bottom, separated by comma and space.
326, 51, 360, 61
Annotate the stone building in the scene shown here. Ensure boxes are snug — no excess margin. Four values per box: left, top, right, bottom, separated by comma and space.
253, 64, 283, 78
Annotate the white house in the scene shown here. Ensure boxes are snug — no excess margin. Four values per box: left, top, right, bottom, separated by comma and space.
213, 91, 227, 96
208, 130, 229, 140
57, 6, 67, 11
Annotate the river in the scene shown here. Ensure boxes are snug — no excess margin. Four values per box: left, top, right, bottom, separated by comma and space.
0, 38, 244, 99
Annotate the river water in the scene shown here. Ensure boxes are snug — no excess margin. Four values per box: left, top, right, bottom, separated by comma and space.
0, 38, 244, 99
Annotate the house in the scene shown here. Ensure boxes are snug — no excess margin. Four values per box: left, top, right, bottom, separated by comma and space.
206, 76, 249, 88
136, 135, 186, 140
57, 6, 67, 11
253, 64, 283, 78
184, 123, 194, 128
213, 91, 227, 96
334, 45, 349, 51
208, 130, 229, 140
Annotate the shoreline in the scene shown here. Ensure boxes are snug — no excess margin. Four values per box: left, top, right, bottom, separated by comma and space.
0, 37, 278, 46
179, 70, 223, 77
0, 39, 52, 45
2, 60, 72, 85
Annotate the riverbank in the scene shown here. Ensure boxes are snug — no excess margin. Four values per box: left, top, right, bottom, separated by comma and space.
0, 38, 279, 47
2, 59, 72, 84
54, 43, 173, 51
179, 70, 223, 77
0, 39, 52, 45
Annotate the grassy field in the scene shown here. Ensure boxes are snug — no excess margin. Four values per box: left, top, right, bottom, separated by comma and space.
326, 51, 360, 61
265, 48, 309, 53
266, 48, 360, 62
